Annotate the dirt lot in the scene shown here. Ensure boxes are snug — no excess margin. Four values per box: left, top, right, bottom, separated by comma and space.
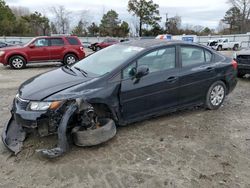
0, 50, 250, 188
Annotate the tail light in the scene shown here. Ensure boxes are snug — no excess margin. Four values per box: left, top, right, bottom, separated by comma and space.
231, 60, 238, 70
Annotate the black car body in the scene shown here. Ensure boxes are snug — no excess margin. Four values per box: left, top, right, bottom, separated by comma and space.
235, 49, 250, 77
2, 40, 238, 158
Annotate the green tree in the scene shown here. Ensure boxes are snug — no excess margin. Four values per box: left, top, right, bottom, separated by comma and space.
118, 21, 130, 37
71, 20, 87, 36
228, 0, 250, 33
22, 12, 50, 35
87, 22, 99, 36
223, 7, 241, 33
128, 0, 161, 36
99, 10, 120, 36
0, 0, 16, 35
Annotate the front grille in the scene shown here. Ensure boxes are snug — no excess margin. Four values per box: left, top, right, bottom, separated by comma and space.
15, 95, 29, 110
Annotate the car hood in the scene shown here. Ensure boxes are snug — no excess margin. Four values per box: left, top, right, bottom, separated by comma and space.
19, 67, 95, 101
237, 49, 250, 56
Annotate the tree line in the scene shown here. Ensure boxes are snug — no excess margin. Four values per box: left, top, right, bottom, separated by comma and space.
0, 0, 249, 37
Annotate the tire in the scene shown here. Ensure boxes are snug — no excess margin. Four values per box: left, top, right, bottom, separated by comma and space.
237, 72, 245, 78
63, 54, 77, 65
71, 118, 116, 147
9, 55, 26, 69
205, 81, 226, 110
96, 46, 101, 51
217, 46, 222, 51
233, 45, 239, 51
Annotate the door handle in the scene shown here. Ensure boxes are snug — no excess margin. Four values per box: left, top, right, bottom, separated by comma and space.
166, 76, 178, 83
206, 67, 215, 72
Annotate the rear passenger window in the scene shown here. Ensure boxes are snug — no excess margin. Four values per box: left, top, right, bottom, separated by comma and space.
205, 50, 212, 62
51, 38, 64, 46
181, 46, 205, 67
66, 37, 80, 45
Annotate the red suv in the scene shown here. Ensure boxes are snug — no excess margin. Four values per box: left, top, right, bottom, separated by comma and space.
0, 36, 85, 69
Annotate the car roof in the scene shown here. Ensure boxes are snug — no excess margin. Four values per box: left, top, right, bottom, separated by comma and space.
121, 39, 202, 49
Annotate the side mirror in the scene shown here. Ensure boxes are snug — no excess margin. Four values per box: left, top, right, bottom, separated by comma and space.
135, 65, 149, 79
29, 44, 35, 48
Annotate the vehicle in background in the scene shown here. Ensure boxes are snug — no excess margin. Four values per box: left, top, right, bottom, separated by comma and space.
82, 41, 91, 48
120, 38, 129, 42
0, 41, 14, 48
234, 48, 250, 77
90, 38, 119, 51
0, 36, 85, 69
2, 40, 237, 158
7, 40, 24, 46
208, 38, 240, 51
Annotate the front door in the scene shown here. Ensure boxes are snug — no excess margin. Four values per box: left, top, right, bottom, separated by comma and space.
120, 46, 180, 120
28, 38, 50, 62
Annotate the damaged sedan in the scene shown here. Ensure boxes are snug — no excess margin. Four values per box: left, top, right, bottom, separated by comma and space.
2, 40, 238, 158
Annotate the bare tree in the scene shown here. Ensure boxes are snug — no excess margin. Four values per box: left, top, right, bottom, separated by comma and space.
228, 0, 250, 32
50, 6, 71, 34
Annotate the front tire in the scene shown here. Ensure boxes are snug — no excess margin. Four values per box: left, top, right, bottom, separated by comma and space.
206, 81, 226, 110
9, 55, 26, 69
96, 46, 101, 51
63, 54, 77, 65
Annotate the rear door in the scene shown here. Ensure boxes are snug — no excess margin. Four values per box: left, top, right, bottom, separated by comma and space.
120, 46, 180, 120
28, 38, 50, 62
49, 38, 65, 60
178, 45, 216, 105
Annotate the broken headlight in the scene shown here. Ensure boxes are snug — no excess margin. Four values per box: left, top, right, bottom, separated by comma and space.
28, 101, 62, 111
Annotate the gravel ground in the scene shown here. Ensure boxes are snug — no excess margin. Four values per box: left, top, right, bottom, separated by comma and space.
0, 50, 250, 188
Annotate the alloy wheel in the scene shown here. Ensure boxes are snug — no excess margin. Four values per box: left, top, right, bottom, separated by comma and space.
210, 85, 225, 106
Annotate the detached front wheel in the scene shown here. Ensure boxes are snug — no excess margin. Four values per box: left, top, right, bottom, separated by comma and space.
9, 56, 26, 69
206, 81, 226, 110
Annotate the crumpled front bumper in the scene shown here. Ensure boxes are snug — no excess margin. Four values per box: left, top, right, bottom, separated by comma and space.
2, 115, 27, 154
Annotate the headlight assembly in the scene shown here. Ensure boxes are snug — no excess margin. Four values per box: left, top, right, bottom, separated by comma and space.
28, 101, 62, 111
0, 51, 5, 56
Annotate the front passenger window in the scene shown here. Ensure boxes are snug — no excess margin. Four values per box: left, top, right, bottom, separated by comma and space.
137, 47, 176, 73
34, 39, 49, 47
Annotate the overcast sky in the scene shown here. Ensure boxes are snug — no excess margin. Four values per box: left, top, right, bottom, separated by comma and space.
5, 0, 230, 29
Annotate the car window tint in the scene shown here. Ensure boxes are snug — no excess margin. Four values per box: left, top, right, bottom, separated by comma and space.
123, 62, 137, 79
137, 47, 176, 73
66, 37, 79, 45
181, 46, 205, 67
205, 50, 212, 62
34, 39, 49, 47
51, 38, 64, 46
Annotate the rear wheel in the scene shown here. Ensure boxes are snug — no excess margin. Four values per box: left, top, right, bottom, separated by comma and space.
205, 81, 226, 110
217, 46, 222, 51
233, 45, 239, 51
63, 54, 77, 65
9, 55, 26, 69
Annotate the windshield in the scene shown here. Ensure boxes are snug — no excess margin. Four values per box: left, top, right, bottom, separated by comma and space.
73, 44, 144, 76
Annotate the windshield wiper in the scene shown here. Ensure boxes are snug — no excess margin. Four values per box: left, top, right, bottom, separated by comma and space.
63, 65, 77, 75
74, 66, 88, 77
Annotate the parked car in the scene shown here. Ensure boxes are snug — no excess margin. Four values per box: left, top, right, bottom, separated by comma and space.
7, 40, 24, 45
82, 41, 91, 48
2, 40, 237, 158
234, 48, 250, 77
90, 38, 119, 51
208, 38, 240, 51
0, 36, 85, 69
0, 41, 14, 48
